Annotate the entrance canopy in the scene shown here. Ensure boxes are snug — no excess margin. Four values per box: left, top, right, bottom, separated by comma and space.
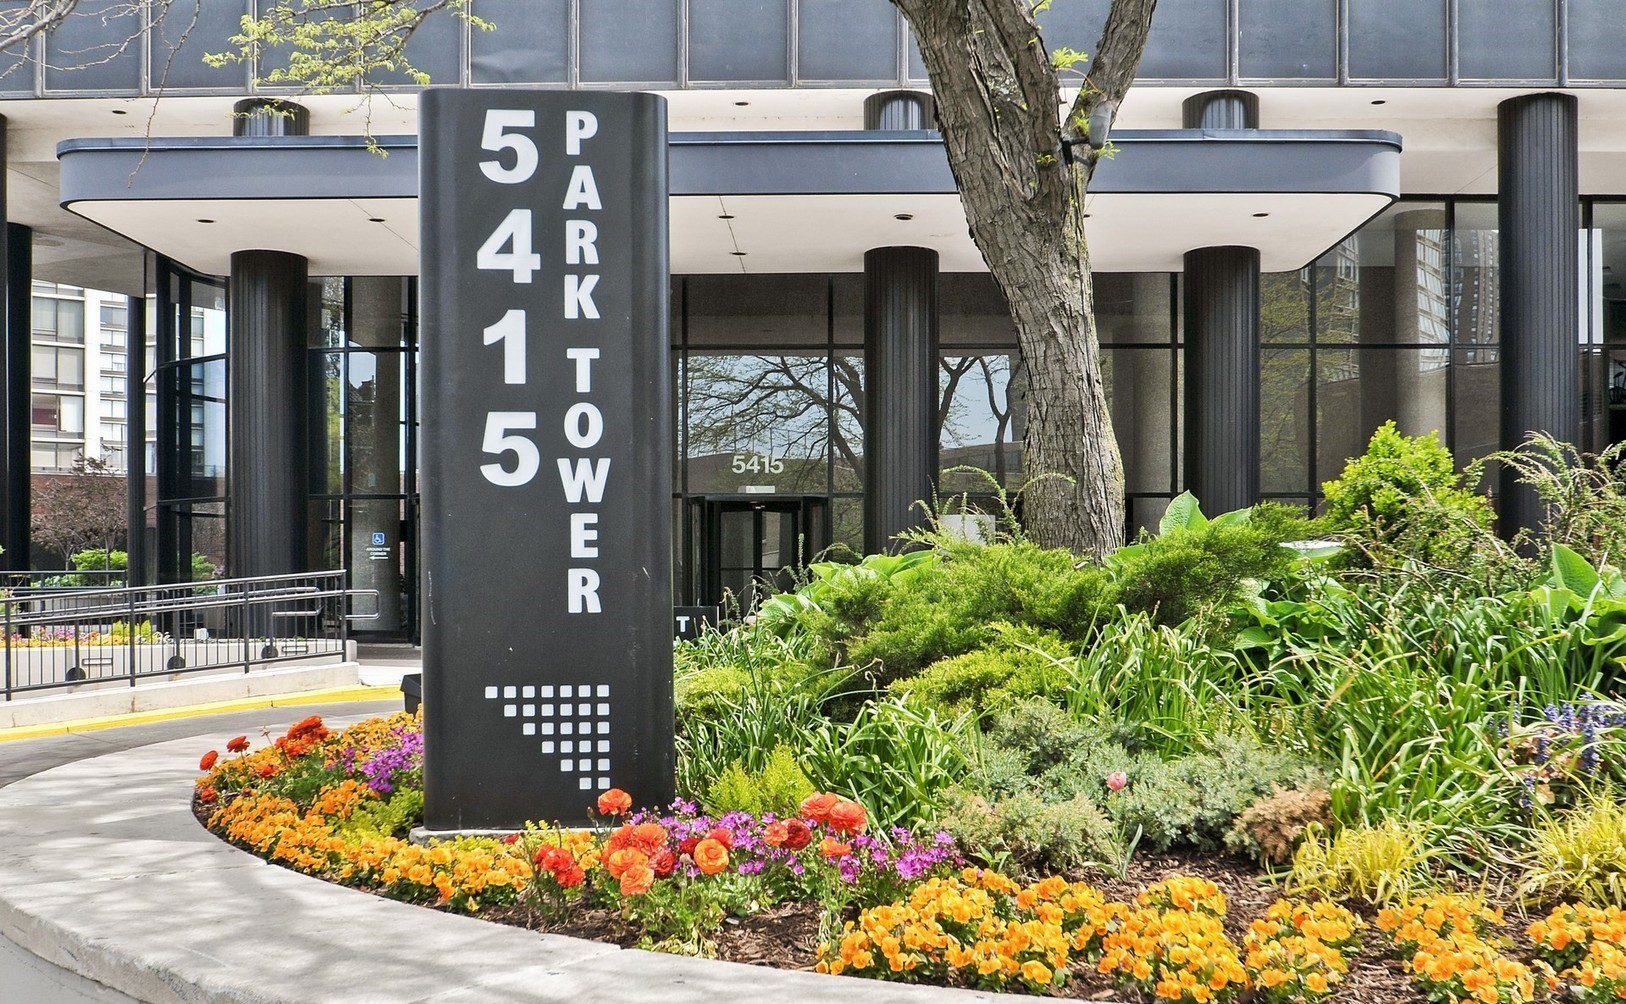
58, 127, 1400, 277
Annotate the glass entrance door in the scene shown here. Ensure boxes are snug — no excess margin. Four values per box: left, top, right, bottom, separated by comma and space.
689, 495, 829, 611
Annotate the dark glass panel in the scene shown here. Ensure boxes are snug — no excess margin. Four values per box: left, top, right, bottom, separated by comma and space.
691, 0, 789, 82
581, 1, 678, 82
45, 0, 142, 91
373, 4, 461, 85
470, 0, 569, 84
1315, 347, 1449, 486
939, 273, 1018, 347
1459, 0, 1555, 80
686, 274, 826, 347
1238, 0, 1335, 79
1260, 271, 1311, 344
1452, 203, 1501, 347
1095, 273, 1173, 346
1260, 347, 1310, 494
832, 353, 864, 491
1311, 241, 1362, 345
1568, 1, 1626, 80
0, 0, 32, 93
1103, 347, 1174, 494
1348, 0, 1447, 79
149, 0, 248, 89
1139, 0, 1225, 79
1033, 0, 1111, 53
798, 0, 896, 81
907, 29, 927, 82
833, 274, 863, 346
1452, 347, 1501, 471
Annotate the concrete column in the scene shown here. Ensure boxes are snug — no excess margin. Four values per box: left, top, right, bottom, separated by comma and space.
1183, 246, 1261, 514
1181, 89, 1259, 130
227, 250, 310, 578
863, 91, 935, 130
1498, 92, 1580, 537
864, 246, 938, 552
2, 219, 29, 572
232, 98, 311, 137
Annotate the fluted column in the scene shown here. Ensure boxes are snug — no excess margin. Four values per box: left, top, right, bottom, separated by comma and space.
228, 250, 310, 578
1498, 92, 1579, 538
864, 246, 938, 552
1183, 246, 1261, 514
1181, 89, 1259, 130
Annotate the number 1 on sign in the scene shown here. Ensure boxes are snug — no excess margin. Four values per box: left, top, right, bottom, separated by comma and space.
484, 309, 526, 384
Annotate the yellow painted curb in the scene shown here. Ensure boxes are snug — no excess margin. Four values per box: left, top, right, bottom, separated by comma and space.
0, 686, 402, 743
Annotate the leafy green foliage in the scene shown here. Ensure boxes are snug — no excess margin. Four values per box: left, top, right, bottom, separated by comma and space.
1495, 434, 1626, 570
1319, 421, 1502, 572
703, 745, 816, 818
889, 624, 1075, 719
338, 788, 425, 839
1519, 790, 1626, 907
937, 788, 1121, 874
800, 697, 972, 832
1287, 819, 1440, 906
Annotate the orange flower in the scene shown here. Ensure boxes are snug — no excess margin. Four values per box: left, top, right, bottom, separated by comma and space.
597, 788, 632, 817
604, 846, 648, 880
619, 862, 655, 896
196, 785, 218, 804
828, 800, 868, 834
705, 826, 734, 849
763, 820, 790, 847
693, 837, 730, 875
630, 823, 669, 853
199, 750, 219, 771
819, 836, 852, 858
800, 792, 839, 822
225, 735, 250, 753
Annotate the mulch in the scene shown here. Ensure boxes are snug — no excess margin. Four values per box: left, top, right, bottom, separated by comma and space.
194, 797, 1534, 1001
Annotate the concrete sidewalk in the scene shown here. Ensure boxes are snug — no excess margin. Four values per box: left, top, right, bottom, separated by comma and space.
0, 714, 1000, 1004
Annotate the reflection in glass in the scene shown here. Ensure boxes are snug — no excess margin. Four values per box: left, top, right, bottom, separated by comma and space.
685, 353, 836, 493
939, 354, 1023, 489
1103, 348, 1173, 494
1260, 348, 1310, 494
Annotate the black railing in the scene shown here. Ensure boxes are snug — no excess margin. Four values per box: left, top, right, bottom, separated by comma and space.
0, 571, 378, 700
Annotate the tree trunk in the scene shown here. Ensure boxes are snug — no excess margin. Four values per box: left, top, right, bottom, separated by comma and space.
892, 0, 1157, 558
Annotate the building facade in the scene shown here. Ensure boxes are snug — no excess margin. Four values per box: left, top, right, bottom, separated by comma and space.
0, 1, 1623, 638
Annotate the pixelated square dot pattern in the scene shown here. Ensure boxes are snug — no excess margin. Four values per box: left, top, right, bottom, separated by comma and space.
486, 683, 611, 790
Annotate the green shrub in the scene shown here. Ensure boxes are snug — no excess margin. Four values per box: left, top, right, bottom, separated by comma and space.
1287, 818, 1439, 906
1319, 421, 1500, 570
1224, 785, 1333, 864
937, 787, 1122, 875
1112, 521, 1295, 627
1105, 733, 1324, 853
703, 744, 816, 818
1519, 791, 1626, 907
800, 697, 972, 832
338, 788, 424, 839
889, 624, 1075, 718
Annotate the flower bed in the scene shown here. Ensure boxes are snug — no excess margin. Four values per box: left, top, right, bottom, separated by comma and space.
196, 714, 1626, 1001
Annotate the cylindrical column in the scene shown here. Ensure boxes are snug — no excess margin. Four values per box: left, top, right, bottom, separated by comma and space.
2, 221, 30, 571
1183, 246, 1261, 514
232, 98, 311, 137
228, 250, 310, 579
863, 91, 935, 130
1498, 93, 1579, 538
864, 246, 938, 553
1181, 89, 1260, 130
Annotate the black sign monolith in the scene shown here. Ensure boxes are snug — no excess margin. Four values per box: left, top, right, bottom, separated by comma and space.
419, 89, 672, 831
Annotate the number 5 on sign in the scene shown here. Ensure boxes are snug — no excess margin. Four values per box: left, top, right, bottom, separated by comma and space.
480, 411, 540, 486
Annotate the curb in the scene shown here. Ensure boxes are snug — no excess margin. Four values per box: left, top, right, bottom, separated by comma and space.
0, 730, 1006, 1004
0, 686, 400, 744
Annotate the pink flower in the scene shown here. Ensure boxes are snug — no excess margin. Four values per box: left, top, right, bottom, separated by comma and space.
1106, 770, 1128, 792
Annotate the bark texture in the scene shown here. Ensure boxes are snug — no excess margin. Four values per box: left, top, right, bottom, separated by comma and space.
891, 0, 1158, 558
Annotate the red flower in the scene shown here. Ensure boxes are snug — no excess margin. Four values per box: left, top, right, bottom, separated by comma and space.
255, 762, 279, 778
828, 800, 868, 835
556, 864, 585, 888
650, 848, 677, 877
287, 715, 328, 742
783, 819, 813, 851
607, 825, 635, 851
196, 785, 218, 804
763, 820, 790, 848
225, 736, 250, 753
705, 826, 734, 850
678, 834, 701, 857
597, 788, 632, 817
534, 845, 573, 872
501, 833, 521, 845
199, 750, 219, 771
819, 836, 851, 859
800, 792, 839, 822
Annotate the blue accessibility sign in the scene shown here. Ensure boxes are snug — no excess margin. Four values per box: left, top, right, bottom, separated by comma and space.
371, 532, 387, 546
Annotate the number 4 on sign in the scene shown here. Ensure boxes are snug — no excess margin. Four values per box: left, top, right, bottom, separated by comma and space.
484, 310, 526, 384
478, 208, 542, 284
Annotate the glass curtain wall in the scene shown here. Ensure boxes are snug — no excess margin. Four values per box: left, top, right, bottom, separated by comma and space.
1584, 203, 1626, 454
309, 277, 418, 640
1256, 200, 1507, 505
151, 259, 227, 584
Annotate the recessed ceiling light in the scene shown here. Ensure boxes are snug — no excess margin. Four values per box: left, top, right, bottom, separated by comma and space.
197, 218, 215, 224
1252, 212, 1270, 218
718, 213, 734, 220
369, 217, 386, 223
894, 213, 913, 221
1082, 213, 1092, 219
730, 251, 747, 256
734, 100, 750, 107
110, 109, 128, 115
1371, 99, 1387, 105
